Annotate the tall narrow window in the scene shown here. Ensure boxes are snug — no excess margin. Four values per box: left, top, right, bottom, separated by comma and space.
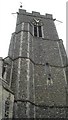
34, 25, 37, 37
45, 63, 53, 85
32, 18, 43, 37
34, 25, 42, 37
38, 26, 42, 37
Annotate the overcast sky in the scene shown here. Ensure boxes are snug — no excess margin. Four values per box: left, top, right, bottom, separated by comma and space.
0, 0, 67, 58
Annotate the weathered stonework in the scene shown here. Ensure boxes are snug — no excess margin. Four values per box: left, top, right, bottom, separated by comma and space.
2, 9, 68, 118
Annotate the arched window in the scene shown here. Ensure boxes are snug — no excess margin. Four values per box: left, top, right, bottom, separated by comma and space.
32, 18, 43, 37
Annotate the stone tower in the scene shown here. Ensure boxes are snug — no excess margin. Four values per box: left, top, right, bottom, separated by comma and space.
5, 9, 68, 118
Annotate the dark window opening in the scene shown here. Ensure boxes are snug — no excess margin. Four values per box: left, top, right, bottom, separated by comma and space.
46, 63, 49, 66
38, 26, 42, 37
48, 77, 51, 80
34, 24, 42, 37
34, 25, 37, 37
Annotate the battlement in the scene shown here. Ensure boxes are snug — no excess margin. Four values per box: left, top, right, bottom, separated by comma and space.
19, 9, 53, 19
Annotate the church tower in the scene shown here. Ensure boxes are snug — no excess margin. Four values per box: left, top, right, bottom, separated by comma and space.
5, 9, 68, 118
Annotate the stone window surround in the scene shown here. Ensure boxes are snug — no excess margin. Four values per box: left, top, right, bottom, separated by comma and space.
32, 18, 44, 38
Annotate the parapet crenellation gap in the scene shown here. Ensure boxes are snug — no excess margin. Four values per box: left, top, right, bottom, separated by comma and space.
19, 9, 53, 19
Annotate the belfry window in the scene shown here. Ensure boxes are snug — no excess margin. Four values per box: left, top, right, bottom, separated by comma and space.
32, 18, 43, 37
34, 25, 42, 37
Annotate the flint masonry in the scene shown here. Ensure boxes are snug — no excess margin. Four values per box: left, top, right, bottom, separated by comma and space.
1, 9, 68, 118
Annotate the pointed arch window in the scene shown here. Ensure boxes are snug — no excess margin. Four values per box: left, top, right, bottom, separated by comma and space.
32, 18, 43, 38
34, 25, 42, 37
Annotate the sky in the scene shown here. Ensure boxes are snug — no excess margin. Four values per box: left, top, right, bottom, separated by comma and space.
0, 0, 67, 58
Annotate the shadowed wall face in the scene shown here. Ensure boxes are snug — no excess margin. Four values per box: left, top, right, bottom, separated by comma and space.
7, 9, 68, 118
